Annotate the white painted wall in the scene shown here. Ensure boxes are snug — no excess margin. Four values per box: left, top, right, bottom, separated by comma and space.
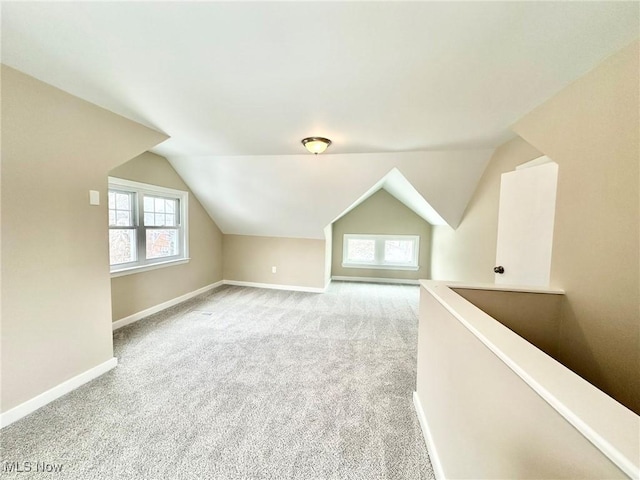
168, 150, 493, 239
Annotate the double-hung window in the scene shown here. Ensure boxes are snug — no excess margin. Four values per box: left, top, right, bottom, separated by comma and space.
342, 234, 419, 270
108, 177, 189, 276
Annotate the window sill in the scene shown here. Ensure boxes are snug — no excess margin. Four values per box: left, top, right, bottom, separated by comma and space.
111, 258, 190, 278
342, 263, 419, 271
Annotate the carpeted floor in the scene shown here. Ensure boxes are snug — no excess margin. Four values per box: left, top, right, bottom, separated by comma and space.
1, 282, 434, 479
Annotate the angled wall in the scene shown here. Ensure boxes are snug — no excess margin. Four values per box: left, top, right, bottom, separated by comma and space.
109, 152, 223, 321
430, 41, 639, 413
1, 66, 167, 413
168, 149, 492, 239
513, 41, 639, 414
431, 138, 542, 282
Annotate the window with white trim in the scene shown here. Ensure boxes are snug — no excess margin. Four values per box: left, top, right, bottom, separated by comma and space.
342, 234, 419, 270
108, 177, 189, 275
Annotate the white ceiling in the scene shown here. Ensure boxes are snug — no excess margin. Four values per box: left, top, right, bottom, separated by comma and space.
2, 2, 638, 237
170, 150, 493, 238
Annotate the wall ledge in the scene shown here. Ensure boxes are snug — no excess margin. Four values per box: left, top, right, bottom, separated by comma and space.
420, 280, 640, 478
332, 276, 420, 285
437, 280, 564, 295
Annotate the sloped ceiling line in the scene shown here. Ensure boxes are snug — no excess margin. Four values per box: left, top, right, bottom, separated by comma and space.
167, 149, 494, 239
329, 168, 448, 227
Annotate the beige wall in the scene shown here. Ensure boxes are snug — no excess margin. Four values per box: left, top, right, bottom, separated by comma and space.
223, 235, 327, 289
416, 285, 628, 479
453, 288, 562, 358
431, 137, 542, 282
1, 66, 167, 412
430, 41, 639, 413
109, 152, 223, 321
332, 189, 432, 281
514, 41, 639, 414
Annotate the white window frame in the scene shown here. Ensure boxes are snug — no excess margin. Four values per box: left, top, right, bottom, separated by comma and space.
109, 177, 189, 277
342, 234, 420, 270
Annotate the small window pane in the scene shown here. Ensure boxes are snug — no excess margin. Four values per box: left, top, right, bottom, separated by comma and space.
144, 213, 154, 225
155, 197, 165, 213
146, 229, 179, 259
116, 211, 132, 226
108, 192, 116, 209
165, 200, 175, 214
109, 211, 116, 226
347, 239, 375, 262
384, 240, 414, 263
116, 193, 131, 210
109, 230, 137, 265
165, 214, 176, 227
155, 213, 166, 226
144, 196, 154, 212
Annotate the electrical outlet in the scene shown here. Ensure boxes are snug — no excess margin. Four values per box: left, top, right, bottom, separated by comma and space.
271, 266, 277, 274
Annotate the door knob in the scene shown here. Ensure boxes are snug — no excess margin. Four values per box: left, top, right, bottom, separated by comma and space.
494, 266, 505, 274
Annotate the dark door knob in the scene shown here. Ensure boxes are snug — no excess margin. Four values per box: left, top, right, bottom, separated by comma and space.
494, 266, 505, 274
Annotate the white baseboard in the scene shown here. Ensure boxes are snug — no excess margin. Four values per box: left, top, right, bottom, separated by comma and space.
112, 280, 224, 330
223, 280, 327, 293
413, 391, 445, 480
332, 275, 420, 285
112, 279, 327, 331
1, 357, 117, 429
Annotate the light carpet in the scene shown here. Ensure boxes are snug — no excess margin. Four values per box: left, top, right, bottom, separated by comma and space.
1, 282, 434, 479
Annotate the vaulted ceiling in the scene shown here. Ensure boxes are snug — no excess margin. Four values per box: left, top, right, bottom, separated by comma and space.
2, 2, 638, 238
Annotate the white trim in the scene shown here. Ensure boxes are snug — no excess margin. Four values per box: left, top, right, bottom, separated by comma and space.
223, 280, 327, 293
1, 358, 117, 429
112, 279, 327, 331
341, 263, 419, 271
420, 280, 640, 479
445, 281, 564, 295
112, 281, 224, 330
332, 275, 420, 285
108, 177, 189, 275
413, 391, 445, 480
111, 258, 190, 278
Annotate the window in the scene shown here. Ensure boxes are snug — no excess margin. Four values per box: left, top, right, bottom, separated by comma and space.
342, 234, 419, 270
108, 177, 189, 276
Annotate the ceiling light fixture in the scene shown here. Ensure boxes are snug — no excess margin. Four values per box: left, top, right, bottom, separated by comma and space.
301, 137, 332, 155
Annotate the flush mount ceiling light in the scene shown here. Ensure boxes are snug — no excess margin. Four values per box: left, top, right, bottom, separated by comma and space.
301, 137, 332, 155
